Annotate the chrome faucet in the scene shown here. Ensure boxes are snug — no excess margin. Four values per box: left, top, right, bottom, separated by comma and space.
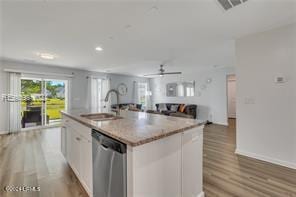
104, 89, 120, 116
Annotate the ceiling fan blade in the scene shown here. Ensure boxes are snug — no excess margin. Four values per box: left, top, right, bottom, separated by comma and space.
162, 72, 182, 75
143, 73, 162, 76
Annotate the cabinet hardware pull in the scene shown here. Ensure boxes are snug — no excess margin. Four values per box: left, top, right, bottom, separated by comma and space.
76, 137, 81, 141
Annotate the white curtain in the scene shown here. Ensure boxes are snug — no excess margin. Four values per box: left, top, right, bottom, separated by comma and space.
146, 80, 152, 110
132, 81, 139, 104
91, 78, 101, 112
101, 78, 111, 112
85, 77, 92, 111
86, 76, 105, 112
9, 72, 21, 133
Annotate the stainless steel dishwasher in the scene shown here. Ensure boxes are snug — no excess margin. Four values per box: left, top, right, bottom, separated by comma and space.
92, 129, 127, 197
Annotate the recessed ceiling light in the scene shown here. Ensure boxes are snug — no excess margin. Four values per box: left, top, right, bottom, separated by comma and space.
36, 52, 56, 60
95, 46, 103, 51
150, 5, 159, 12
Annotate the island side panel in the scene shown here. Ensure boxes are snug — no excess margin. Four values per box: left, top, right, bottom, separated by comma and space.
127, 133, 182, 197
182, 125, 204, 197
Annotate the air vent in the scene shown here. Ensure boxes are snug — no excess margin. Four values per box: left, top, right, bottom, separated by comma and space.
217, 0, 248, 11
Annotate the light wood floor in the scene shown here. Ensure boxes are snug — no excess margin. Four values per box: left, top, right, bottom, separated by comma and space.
0, 128, 88, 197
1, 121, 296, 197
203, 119, 296, 197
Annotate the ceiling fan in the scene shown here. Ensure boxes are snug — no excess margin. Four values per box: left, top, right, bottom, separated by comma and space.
144, 65, 182, 77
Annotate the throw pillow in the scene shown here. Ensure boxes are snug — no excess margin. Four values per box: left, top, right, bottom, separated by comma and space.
158, 103, 167, 112
179, 104, 186, 113
170, 104, 179, 112
178, 104, 185, 112
121, 105, 129, 110
129, 104, 137, 110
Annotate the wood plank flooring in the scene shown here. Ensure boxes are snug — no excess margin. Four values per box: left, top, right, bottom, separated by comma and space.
203, 119, 296, 197
0, 120, 296, 197
0, 128, 88, 197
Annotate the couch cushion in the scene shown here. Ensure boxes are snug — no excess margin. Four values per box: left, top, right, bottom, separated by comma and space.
170, 104, 179, 112
170, 112, 194, 119
158, 103, 167, 112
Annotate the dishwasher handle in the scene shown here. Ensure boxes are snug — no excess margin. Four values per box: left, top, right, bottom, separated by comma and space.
92, 130, 127, 154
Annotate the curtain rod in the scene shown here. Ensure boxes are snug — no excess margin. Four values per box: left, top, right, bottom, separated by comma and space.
3, 68, 74, 78
86, 75, 109, 79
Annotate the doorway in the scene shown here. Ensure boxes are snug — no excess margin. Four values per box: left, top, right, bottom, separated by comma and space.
227, 75, 236, 122
21, 77, 68, 129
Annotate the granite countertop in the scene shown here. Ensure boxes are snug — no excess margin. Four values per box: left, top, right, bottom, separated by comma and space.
61, 109, 205, 147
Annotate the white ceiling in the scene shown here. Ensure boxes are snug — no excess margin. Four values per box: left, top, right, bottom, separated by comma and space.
1, 0, 296, 76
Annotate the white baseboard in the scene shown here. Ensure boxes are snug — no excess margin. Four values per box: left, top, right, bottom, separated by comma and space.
197, 191, 205, 197
0, 131, 9, 135
235, 149, 296, 170
213, 121, 228, 126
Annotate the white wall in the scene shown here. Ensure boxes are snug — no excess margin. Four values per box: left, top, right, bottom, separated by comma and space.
109, 73, 150, 106
236, 24, 296, 169
150, 67, 235, 124
0, 59, 107, 133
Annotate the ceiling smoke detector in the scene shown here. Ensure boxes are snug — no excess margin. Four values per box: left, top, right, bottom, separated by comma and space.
217, 0, 248, 11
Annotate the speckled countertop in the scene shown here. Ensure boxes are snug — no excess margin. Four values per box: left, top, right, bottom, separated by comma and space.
61, 109, 205, 147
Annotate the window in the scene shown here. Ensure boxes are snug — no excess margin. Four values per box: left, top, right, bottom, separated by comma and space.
138, 82, 148, 109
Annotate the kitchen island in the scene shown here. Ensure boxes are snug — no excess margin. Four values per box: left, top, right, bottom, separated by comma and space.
61, 109, 205, 197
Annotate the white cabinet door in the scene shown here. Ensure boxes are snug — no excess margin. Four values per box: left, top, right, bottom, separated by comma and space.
61, 126, 67, 159
182, 127, 203, 197
71, 129, 81, 176
80, 137, 93, 194
66, 126, 72, 165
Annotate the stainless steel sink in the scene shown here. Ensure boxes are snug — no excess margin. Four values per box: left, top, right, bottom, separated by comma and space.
80, 113, 122, 121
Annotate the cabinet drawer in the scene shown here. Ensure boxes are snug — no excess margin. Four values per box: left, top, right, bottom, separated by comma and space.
62, 116, 91, 141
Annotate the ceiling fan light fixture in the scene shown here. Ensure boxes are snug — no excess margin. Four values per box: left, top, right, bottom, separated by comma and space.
144, 64, 181, 77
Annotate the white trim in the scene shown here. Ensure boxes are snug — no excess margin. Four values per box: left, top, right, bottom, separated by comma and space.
213, 121, 228, 126
3, 68, 74, 78
0, 131, 9, 135
197, 191, 205, 197
235, 149, 296, 170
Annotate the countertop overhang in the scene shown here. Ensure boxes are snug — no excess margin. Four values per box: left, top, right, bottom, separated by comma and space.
61, 109, 205, 147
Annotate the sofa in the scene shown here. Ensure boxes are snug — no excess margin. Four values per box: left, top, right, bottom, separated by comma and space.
111, 103, 142, 112
149, 103, 197, 119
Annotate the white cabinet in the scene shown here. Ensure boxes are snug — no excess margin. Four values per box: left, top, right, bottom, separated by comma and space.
182, 126, 203, 197
62, 116, 93, 196
61, 126, 67, 159
66, 126, 72, 163
128, 133, 182, 197
71, 129, 82, 176
127, 125, 204, 197
80, 137, 93, 193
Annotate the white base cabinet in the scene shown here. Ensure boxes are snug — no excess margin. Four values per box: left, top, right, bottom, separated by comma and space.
62, 114, 204, 197
127, 125, 204, 197
61, 115, 93, 197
